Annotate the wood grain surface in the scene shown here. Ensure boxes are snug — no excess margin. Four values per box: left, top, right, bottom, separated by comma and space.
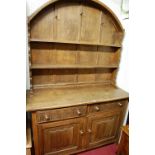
27, 85, 128, 111
27, 1, 128, 155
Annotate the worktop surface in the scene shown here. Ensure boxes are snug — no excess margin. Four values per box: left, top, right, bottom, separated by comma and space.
26, 85, 129, 112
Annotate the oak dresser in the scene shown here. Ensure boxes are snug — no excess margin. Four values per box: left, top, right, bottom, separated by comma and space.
26, 0, 129, 155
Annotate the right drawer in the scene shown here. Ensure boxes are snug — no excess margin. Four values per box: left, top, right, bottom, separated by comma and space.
88, 100, 127, 114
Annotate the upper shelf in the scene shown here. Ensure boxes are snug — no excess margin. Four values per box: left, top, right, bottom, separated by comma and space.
30, 64, 118, 69
30, 38, 122, 48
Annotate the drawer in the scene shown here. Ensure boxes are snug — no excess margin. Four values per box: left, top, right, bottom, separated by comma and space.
36, 105, 87, 123
88, 100, 126, 114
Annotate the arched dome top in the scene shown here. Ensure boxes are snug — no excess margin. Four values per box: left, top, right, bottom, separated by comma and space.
29, 0, 123, 31
28, 0, 125, 90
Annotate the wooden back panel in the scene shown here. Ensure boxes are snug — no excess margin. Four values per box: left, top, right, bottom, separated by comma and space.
29, 0, 124, 89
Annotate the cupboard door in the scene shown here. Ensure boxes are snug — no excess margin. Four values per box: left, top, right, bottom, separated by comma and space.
87, 111, 121, 148
38, 118, 85, 155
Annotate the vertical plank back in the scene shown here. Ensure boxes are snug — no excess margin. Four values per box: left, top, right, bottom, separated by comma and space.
29, 0, 124, 89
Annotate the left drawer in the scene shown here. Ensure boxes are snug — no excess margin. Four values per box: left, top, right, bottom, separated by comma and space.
36, 105, 87, 123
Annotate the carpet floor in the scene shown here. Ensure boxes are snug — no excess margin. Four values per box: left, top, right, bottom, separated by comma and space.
77, 144, 117, 155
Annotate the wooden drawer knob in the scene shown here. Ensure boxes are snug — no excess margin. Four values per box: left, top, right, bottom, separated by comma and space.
88, 129, 92, 133
45, 114, 50, 121
118, 102, 123, 107
95, 106, 100, 111
77, 109, 81, 115
80, 130, 84, 135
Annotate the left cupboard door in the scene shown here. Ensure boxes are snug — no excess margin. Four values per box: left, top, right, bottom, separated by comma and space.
37, 118, 86, 155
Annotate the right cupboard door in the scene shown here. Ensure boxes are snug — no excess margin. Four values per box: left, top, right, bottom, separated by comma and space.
87, 110, 121, 148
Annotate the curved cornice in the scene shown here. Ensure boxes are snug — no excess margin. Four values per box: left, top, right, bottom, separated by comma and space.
28, 0, 124, 31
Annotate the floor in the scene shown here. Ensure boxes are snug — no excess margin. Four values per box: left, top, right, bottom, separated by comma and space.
78, 144, 117, 155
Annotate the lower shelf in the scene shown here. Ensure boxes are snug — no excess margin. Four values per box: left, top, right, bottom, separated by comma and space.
30, 64, 118, 69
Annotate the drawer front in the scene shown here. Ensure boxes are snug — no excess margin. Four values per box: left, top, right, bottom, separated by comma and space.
88, 100, 127, 114
37, 105, 87, 123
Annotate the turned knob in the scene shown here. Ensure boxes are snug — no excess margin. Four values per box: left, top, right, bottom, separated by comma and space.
95, 106, 100, 111
118, 102, 123, 107
80, 130, 84, 135
45, 114, 50, 120
77, 109, 81, 115
88, 129, 92, 133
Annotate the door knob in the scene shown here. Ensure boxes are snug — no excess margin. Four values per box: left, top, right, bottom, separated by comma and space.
95, 106, 100, 111
77, 109, 81, 115
87, 129, 92, 133
118, 102, 123, 107
80, 130, 84, 135
45, 114, 50, 121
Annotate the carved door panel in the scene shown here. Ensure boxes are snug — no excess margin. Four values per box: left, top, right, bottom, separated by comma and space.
87, 111, 121, 148
38, 118, 86, 155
